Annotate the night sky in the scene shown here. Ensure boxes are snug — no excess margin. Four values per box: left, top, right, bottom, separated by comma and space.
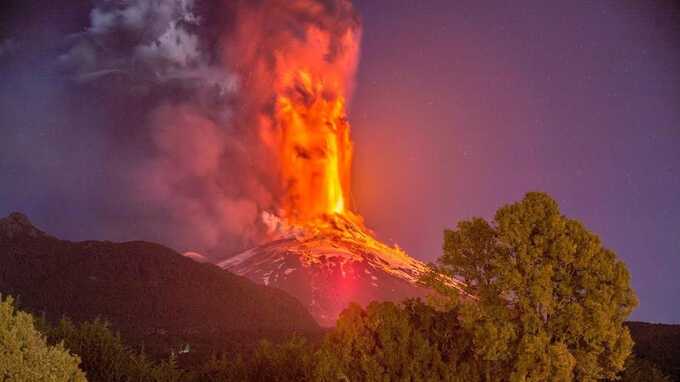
1, 1, 679, 323
350, 0, 680, 324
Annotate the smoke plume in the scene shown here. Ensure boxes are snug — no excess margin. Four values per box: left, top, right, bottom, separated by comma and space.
0, 0, 360, 257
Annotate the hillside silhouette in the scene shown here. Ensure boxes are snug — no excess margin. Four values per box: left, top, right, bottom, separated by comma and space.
0, 212, 320, 357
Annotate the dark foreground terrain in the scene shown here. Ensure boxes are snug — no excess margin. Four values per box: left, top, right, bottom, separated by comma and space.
1, 211, 679, 379
627, 321, 680, 380
0, 212, 320, 359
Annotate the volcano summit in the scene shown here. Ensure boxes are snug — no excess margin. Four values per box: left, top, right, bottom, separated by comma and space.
208, 0, 465, 325
219, 214, 446, 326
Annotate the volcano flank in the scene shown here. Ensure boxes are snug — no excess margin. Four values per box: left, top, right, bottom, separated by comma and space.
218, 214, 462, 326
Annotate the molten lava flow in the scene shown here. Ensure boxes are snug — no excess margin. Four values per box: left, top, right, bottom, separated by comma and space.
219, 1, 468, 326
267, 60, 419, 266
275, 69, 353, 222
248, 9, 415, 269
251, 23, 362, 228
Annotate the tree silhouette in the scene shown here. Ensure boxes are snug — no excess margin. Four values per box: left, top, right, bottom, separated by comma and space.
426, 192, 638, 381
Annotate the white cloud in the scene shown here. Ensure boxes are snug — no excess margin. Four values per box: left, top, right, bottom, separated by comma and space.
136, 21, 201, 68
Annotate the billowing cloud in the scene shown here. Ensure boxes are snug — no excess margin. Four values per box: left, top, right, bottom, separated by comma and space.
0, 0, 360, 258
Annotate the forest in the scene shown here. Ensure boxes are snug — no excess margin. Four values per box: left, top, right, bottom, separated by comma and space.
1, 193, 676, 381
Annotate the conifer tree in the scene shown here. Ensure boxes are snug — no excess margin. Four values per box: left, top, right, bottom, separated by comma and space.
0, 295, 87, 382
428, 192, 638, 381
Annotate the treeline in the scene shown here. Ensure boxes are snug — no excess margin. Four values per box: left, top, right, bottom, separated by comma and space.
0, 193, 673, 381
1, 295, 671, 381
626, 322, 680, 381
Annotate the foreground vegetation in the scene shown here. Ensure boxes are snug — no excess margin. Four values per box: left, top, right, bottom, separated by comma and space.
0, 296, 86, 381
0, 193, 671, 381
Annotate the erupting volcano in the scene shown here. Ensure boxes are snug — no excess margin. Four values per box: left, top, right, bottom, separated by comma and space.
217, 4, 455, 326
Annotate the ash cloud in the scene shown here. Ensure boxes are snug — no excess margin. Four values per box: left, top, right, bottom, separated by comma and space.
0, 0, 360, 258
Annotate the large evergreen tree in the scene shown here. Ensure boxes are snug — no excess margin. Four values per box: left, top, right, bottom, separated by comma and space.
0, 295, 86, 381
427, 192, 638, 381
318, 300, 480, 381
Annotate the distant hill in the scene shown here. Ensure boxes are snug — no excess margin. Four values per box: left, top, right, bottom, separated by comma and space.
0, 212, 320, 358
627, 321, 680, 381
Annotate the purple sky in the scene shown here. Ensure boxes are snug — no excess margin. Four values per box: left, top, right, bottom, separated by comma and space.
0, 0, 678, 323
350, 0, 680, 323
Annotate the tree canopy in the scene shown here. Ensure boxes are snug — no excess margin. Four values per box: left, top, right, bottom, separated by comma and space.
427, 192, 638, 381
43, 317, 186, 382
0, 295, 86, 381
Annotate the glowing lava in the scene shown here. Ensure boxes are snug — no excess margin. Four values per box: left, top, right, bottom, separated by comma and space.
256, 24, 361, 227
256, 18, 415, 268
275, 69, 353, 222
221, 3, 466, 326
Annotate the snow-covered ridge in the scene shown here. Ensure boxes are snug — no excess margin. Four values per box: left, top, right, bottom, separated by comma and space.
219, 213, 430, 283
217, 213, 464, 326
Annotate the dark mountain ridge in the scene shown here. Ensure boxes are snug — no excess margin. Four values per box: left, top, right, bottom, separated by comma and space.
0, 212, 320, 356
626, 321, 680, 380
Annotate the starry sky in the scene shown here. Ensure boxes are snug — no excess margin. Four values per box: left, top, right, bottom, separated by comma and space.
1, 0, 679, 323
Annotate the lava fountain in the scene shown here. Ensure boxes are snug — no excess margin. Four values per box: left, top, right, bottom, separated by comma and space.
259, 22, 360, 227
65, 0, 459, 325
219, 0, 462, 326
275, 68, 353, 222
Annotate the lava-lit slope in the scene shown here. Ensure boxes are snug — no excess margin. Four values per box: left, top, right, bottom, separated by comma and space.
219, 215, 453, 326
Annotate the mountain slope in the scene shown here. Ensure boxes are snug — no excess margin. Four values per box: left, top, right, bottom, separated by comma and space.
0, 212, 320, 356
219, 214, 461, 326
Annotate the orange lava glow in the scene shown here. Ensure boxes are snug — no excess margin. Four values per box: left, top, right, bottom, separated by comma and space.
261, 26, 361, 226
276, 69, 353, 221
254, 19, 416, 269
